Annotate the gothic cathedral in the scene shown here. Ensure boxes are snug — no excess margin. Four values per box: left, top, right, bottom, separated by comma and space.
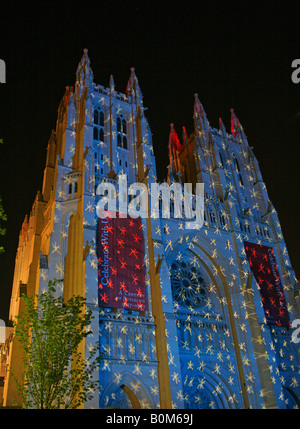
2, 50, 300, 409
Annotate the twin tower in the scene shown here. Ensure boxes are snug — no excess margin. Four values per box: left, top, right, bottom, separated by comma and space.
2, 49, 300, 409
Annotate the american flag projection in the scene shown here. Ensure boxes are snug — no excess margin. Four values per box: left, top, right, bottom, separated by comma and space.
97, 215, 147, 311
244, 241, 290, 328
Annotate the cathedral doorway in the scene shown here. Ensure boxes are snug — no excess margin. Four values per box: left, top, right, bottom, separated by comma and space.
102, 384, 140, 409
120, 385, 141, 408
99, 373, 153, 409
168, 241, 242, 408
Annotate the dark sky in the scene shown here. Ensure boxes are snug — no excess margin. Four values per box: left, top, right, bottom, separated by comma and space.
0, 1, 299, 323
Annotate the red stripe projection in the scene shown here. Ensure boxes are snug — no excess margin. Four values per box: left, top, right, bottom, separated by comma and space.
244, 241, 290, 328
97, 215, 147, 311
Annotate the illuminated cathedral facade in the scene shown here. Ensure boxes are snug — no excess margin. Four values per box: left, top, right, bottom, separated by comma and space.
2, 50, 300, 409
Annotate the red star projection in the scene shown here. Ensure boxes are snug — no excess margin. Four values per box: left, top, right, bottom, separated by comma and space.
244, 241, 290, 328
97, 215, 147, 311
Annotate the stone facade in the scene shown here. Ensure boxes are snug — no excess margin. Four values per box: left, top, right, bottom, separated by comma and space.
2, 50, 300, 409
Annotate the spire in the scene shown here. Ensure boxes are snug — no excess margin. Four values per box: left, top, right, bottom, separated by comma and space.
58, 86, 74, 119
230, 108, 247, 143
76, 48, 93, 88
64, 86, 73, 104
219, 117, 227, 136
109, 74, 115, 94
168, 123, 181, 175
193, 94, 210, 133
126, 67, 143, 104
182, 126, 189, 146
169, 123, 181, 151
169, 123, 181, 176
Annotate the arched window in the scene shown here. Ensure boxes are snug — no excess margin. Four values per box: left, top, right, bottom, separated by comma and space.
122, 118, 127, 134
99, 110, 104, 127
93, 107, 105, 143
94, 109, 99, 125
219, 212, 226, 227
263, 227, 270, 239
117, 114, 128, 149
100, 128, 104, 142
117, 134, 122, 147
255, 224, 262, 236
93, 127, 99, 140
94, 149, 105, 177
117, 116, 121, 132
209, 211, 216, 224
240, 220, 250, 233
219, 150, 225, 167
233, 154, 244, 186
233, 155, 240, 172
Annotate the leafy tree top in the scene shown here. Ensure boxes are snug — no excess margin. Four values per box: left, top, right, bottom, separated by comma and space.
13, 279, 100, 409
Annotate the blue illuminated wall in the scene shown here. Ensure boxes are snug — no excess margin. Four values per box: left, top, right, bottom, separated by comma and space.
37, 50, 300, 409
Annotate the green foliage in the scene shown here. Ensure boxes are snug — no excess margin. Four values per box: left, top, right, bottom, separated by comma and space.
12, 279, 100, 409
0, 196, 7, 254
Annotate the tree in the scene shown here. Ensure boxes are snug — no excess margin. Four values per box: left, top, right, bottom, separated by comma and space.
12, 279, 100, 408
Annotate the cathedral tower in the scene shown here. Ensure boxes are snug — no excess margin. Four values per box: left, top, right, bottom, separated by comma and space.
2, 51, 300, 409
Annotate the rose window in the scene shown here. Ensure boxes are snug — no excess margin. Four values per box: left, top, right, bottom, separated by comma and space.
170, 260, 207, 309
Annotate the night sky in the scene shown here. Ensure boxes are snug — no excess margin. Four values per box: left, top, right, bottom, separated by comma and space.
0, 1, 299, 323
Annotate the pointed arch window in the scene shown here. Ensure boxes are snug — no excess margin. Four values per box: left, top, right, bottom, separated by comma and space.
117, 133, 122, 147
209, 211, 216, 224
263, 227, 270, 239
232, 154, 244, 186
93, 107, 105, 143
94, 149, 105, 177
122, 118, 127, 134
219, 150, 225, 168
117, 114, 128, 149
255, 224, 262, 236
117, 116, 121, 132
219, 212, 226, 227
240, 220, 250, 233
94, 109, 104, 127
